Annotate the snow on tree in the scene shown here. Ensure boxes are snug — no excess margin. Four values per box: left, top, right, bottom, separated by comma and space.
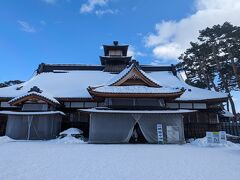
178, 22, 240, 116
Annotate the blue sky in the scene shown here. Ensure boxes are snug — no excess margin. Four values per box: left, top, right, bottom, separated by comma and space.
0, 0, 194, 81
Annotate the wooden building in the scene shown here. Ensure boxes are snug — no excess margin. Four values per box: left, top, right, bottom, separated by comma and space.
0, 41, 229, 143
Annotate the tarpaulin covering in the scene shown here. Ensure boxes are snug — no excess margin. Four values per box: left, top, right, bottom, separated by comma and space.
88, 112, 184, 144
5, 114, 62, 140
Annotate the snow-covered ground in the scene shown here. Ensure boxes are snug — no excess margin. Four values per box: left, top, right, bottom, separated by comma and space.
0, 136, 240, 180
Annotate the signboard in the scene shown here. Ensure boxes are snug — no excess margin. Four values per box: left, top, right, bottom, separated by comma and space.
206, 131, 226, 144
219, 131, 227, 143
206, 132, 214, 144
157, 124, 164, 144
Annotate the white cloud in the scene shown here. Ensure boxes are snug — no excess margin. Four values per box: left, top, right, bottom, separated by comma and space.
17, 21, 36, 33
95, 9, 118, 16
153, 43, 183, 60
127, 46, 146, 59
145, 0, 240, 61
150, 59, 177, 66
80, 0, 108, 13
80, 0, 117, 16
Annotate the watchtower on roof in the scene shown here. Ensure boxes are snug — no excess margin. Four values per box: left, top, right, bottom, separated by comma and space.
100, 41, 132, 73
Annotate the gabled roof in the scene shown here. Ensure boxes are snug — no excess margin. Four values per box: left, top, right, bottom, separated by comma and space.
88, 63, 185, 98
9, 91, 60, 106
106, 63, 161, 87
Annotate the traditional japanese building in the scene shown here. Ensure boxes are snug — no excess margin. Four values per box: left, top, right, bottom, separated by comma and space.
0, 41, 228, 143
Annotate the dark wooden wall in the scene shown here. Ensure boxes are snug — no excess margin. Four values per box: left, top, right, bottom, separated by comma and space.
60, 110, 90, 138
0, 115, 7, 136
183, 111, 220, 139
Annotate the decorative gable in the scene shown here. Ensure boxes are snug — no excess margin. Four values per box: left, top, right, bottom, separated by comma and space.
8, 86, 59, 106
87, 61, 184, 99
109, 62, 161, 88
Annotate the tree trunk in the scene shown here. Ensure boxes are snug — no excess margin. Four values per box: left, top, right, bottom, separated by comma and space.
209, 77, 218, 91
228, 93, 237, 117
227, 98, 230, 111
199, 56, 211, 90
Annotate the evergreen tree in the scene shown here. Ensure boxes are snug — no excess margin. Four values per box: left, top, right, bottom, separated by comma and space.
178, 22, 240, 116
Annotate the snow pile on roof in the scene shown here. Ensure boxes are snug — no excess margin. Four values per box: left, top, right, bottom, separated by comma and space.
190, 137, 240, 148
221, 110, 234, 117
106, 64, 134, 85
149, 71, 228, 101
0, 70, 114, 98
0, 66, 228, 101
51, 136, 85, 144
139, 68, 161, 86
9, 91, 59, 104
60, 128, 83, 135
93, 85, 180, 94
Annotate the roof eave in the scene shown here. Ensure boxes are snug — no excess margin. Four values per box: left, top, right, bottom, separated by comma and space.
88, 89, 184, 99
174, 97, 228, 103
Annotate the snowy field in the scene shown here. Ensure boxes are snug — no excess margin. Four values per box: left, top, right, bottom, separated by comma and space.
0, 137, 240, 180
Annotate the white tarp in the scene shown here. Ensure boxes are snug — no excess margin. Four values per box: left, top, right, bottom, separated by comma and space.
89, 112, 185, 144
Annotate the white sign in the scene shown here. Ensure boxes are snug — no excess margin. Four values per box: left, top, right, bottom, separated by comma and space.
219, 131, 227, 143
206, 132, 213, 144
167, 126, 180, 143
157, 124, 164, 144
206, 131, 227, 144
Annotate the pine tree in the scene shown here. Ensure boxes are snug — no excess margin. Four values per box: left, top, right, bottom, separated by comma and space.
178, 22, 240, 116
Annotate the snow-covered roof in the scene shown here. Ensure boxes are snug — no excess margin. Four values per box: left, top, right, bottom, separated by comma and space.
79, 108, 197, 114
0, 70, 114, 99
0, 111, 65, 115
8, 91, 59, 105
0, 66, 228, 102
89, 63, 184, 97
91, 85, 181, 94
149, 71, 228, 101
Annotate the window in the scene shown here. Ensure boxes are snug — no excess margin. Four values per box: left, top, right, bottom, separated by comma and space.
0, 102, 11, 108
22, 103, 48, 111
109, 50, 122, 56
166, 103, 179, 109
193, 103, 207, 109
180, 103, 192, 109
